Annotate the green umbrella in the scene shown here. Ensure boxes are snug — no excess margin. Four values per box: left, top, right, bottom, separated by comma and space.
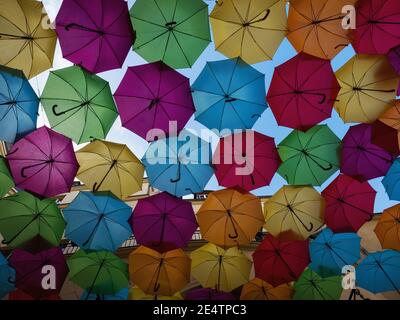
0, 157, 14, 197
68, 250, 129, 297
41, 66, 118, 144
277, 125, 342, 186
294, 269, 343, 300
0, 191, 65, 252
130, 0, 211, 69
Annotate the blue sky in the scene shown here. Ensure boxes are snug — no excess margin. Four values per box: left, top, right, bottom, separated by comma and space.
37, 0, 399, 213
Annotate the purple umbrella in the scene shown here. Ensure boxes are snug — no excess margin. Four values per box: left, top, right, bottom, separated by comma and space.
7, 127, 79, 198
56, 0, 135, 74
185, 288, 235, 300
114, 62, 195, 141
131, 192, 198, 252
341, 124, 395, 182
9, 247, 68, 299
388, 45, 400, 95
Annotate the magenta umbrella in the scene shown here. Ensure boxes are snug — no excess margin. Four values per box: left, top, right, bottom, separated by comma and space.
185, 288, 235, 301
388, 45, 400, 95
130, 192, 198, 252
114, 62, 194, 141
7, 127, 79, 198
56, 0, 135, 73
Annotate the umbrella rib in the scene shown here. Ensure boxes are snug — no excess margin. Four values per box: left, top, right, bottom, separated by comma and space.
173, 29, 211, 43
70, 0, 100, 29
50, 72, 85, 101
170, 31, 191, 67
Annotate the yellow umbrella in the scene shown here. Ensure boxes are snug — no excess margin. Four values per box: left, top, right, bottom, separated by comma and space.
76, 140, 144, 199
0, 0, 57, 79
210, 0, 287, 64
240, 278, 293, 300
128, 286, 183, 301
335, 54, 399, 123
191, 242, 251, 292
264, 185, 325, 241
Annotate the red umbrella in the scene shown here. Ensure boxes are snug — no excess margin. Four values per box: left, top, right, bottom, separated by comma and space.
322, 174, 376, 233
252, 234, 310, 287
9, 290, 61, 300
212, 131, 280, 191
267, 52, 340, 131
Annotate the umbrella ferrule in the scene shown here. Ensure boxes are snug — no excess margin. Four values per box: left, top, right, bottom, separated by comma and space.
165, 21, 177, 30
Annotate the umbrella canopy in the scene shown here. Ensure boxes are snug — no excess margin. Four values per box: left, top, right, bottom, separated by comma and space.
56, 0, 135, 73
389, 45, 400, 75
213, 130, 280, 191
374, 204, 400, 251
191, 58, 267, 132
9, 247, 68, 299
253, 234, 310, 287
76, 139, 144, 199
264, 185, 325, 241
0, 0, 57, 79
240, 278, 293, 300
341, 124, 394, 182
267, 52, 340, 131
287, 0, 357, 60
210, 0, 287, 64
64, 191, 133, 252
130, 0, 210, 69
186, 288, 235, 301
0, 66, 38, 144
41, 66, 118, 144
68, 250, 129, 296
0, 157, 14, 197
382, 159, 400, 201
334, 54, 399, 124
8, 290, 60, 300
142, 130, 214, 197
6, 126, 79, 198
129, 246, 191, 296
356, 250, 400, 294
191, 243, 252, 292
309, 228, 361, 277
0, 252, 15, 299
197, 188, 264, 248
81, 287, 128, 301
128, 285, 183, 301
353, 0, 400, 54
277, 125, 342, 186
293, 269, 343, 300
114, 62, 194, 141
322, 174, 376, 233
0, 191, 65, 253
131, 192, 198, 252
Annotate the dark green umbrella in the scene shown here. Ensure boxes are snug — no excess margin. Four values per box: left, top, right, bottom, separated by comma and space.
130, 0, 211, 69
41, 65, 118, 144
0, 157, 14, 197
277, 125, 342, 186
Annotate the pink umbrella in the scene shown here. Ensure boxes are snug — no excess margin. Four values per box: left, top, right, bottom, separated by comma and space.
185, 288, 235, 300
388, 45, 400, 95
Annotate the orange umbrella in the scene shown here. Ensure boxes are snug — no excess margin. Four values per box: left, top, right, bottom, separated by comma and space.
240, 278, 293, 300
374, 204, 400, 251
197, 188, 265, 248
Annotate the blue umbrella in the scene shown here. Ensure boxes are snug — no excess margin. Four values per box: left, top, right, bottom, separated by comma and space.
310, 228, 361, 277
0, 65, 38, 143
0, 251, 15, 298
63, 192, 132, 252
356, 250, 400, 294
191, 57, 267, 132
382, 159, 400, 201
81, 287, 128, 300
142, 130, 214, 197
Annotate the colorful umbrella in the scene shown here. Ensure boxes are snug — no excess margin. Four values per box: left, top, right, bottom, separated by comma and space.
0, 252, 15, 299
267, 52, 340, 131
9, 247, 68, 299
142, 130, 214, 197
64, 191, 133, 252
0, 192, 65, 253
0, 157, 14, 198
76, 139, 144, 199
191, 58, 267, 132
131, 192, 197, 252
130, 0, 211, 69
186, 288, 235, 301
240, 278, 293, 300
264, 185, 325, 241
277, 125, 342, 186
213, 130, 281, 191
191, 243, 252, 292
382, 159, 400, 201
210, 0, 287, 64
81, 288, 128, 301
8, 290, 61, 300
6, 127, 79, 198
114, 62, 194, 141
129, 246, 191, 296
0, 65, 38, 143
389, 45, 400, 75
341, 124, 394, 182
322, 174, 376, 233
334, 54, 399, 123
41, 66, 118, 144
56, 0, 135, 73
128, 285, 183, 301
253, 234, 310, 287
0, 0, 57, 79
374, 204, 400, 251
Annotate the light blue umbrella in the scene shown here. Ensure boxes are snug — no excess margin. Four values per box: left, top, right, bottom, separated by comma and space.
81, 287, 129, 300
0, 251, 15, 298
310, 228, 361, 277
382, 159, 400, 201
142, 130, 214, 197
191, 57, 267, 132
0, 65, 38, 143
63, 192, 132, 252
